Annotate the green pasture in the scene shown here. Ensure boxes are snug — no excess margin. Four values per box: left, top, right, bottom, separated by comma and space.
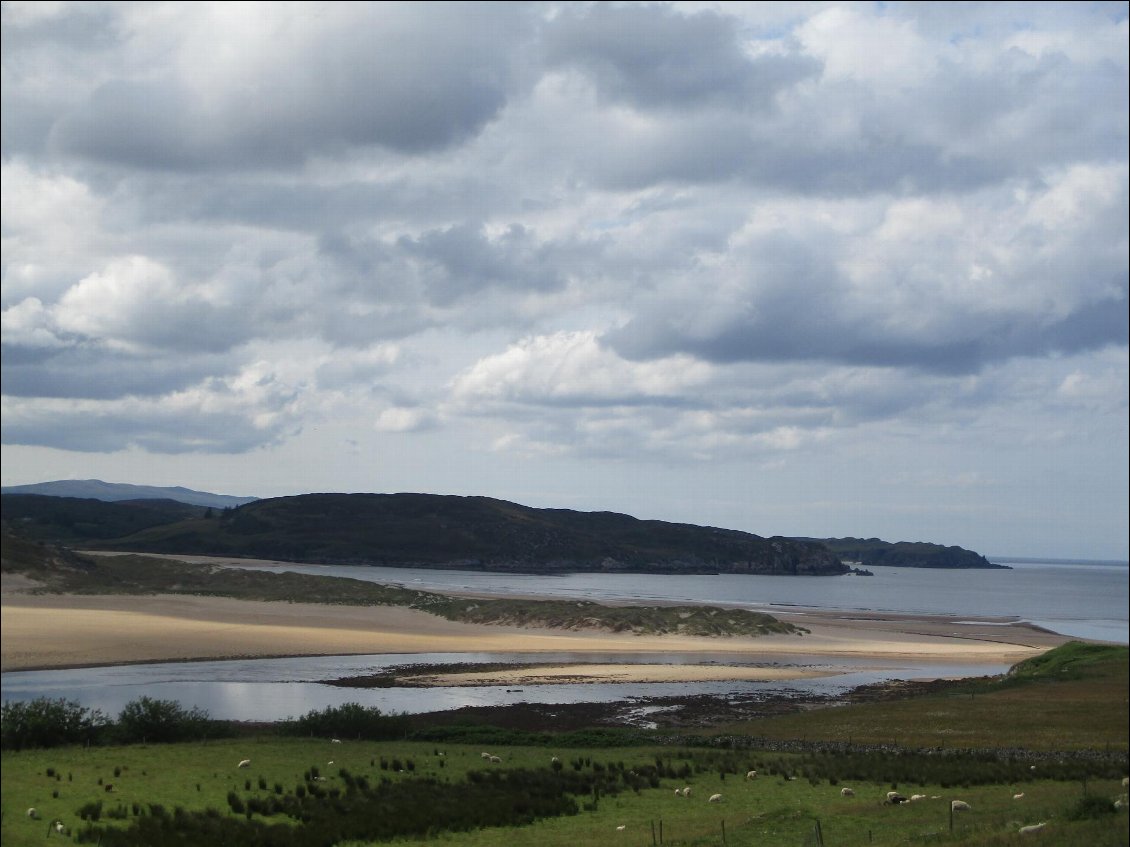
3, 737, 1127, 846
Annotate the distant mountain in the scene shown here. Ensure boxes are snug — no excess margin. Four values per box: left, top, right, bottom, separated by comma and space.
1, 491, 849, 577
797, 536, 1007, 569
0, 479, 257, 509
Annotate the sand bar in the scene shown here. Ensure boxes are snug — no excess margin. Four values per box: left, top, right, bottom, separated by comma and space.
2, 567, 1069, 676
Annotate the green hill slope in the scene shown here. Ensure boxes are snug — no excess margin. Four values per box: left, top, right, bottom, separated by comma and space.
4, 492, 847, 576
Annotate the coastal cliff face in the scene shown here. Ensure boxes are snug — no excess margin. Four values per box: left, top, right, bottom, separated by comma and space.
2, 492, 849, 577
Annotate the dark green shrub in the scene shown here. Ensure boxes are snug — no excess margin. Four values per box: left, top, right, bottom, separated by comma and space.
1, 697, 110, 750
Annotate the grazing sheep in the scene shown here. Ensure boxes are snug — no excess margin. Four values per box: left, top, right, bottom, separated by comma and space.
840, 788, 855, 797
54, 822, 66, 834
708, 793, 723, 803
238, 759, 251, 769
489, 755, 502, 764
951, 800, 972, 812
746, 770, 758, 780
26, 808, 38, 819
551, 756, 560, 764
1019, 822, 1047, 835
481, 752, 492, 760
1121, 777, 1129, 787
1014, 793, 1025, 799
616, 825, 626, 831
682, 787, 692, 797
910, 794, 927, 802
331, 738, 342, 744
886, 792, 907, 805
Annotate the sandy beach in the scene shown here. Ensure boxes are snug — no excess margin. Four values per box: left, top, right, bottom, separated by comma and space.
1, 564, 1070, 680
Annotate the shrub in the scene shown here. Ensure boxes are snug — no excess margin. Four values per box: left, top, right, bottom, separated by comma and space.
115, 697, 216, 744
280, 702, 409, 740
1, 697, 111, 750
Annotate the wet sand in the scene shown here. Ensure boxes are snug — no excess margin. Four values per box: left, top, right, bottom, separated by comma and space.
1, 566, 1070, 677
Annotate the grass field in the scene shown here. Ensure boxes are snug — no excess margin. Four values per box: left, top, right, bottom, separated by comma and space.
3, 646, 1127, 846
3, 734, 1127, 846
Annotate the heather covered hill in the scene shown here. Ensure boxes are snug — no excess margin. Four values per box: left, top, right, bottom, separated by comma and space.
4, 492, 848, 576
1, 494, 206, 544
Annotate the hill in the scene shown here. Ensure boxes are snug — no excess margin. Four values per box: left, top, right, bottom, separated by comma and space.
797, 536, 1005, 569
2, 492, 847, 576
0, 479, 257, 508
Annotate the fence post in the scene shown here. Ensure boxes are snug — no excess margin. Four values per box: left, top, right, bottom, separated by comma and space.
814, 818, 824, 846
651, 819, 656, 846
721, 818, 726, 844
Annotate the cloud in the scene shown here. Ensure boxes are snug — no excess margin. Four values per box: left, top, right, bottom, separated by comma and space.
39, 3, 535, 169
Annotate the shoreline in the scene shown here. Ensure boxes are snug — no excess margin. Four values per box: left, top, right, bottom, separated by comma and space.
2, 566, 1073, 677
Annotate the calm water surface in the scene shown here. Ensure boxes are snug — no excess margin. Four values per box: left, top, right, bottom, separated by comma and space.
3, 557, 1125, 720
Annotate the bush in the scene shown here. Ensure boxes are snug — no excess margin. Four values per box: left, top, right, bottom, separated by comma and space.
115, 697, 216, 743
1067, 795, 1117, 820
1, 697, 111, 750
280, 702, 409, 740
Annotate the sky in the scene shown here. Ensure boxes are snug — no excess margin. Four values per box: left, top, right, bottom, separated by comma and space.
2, 2, 1127, 561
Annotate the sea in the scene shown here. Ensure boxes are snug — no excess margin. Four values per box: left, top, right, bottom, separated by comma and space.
2, 557, 1126, 722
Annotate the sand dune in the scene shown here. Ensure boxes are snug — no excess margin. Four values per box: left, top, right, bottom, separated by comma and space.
2, 570, 1067, 676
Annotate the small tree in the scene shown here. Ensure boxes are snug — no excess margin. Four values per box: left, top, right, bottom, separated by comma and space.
1, 697, 110, 750
115, 697, 212, 743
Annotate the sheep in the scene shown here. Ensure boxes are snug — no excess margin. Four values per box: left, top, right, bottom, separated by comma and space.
489, 755, 502, 764
238, 759, 251, 769
327, 760, 334, 765
615, 825, 626, 831
26, 808, 38, 819
682, 786, 692, 797
885, 791, 907, 805
331, 738, 342, 744
746, 770, 758, 780
481, 752, 492, 760
951, 800, 972, 812
1013, 793, 1025, 799
910, 794, 927, 802
1018, 822, 1047, 835
54, 821, 66, 834
708, 793, 723, 803
1122, 777, 1129, 788
551, 756, 560, 764
840, 788, 855, 797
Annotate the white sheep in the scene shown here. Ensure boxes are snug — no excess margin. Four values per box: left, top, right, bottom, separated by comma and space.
237, 759, 251, 768
1018, 822, 1047, 835
746, 769, 758, 780
551, 756, 560, 764
26, 808, 38, 819
331, 738, 342, 744
682, 786, 692, 797
489, 755, 501, 764
708, 793, 723, 803
615, 825, 626, 831
910, 794, 927, 802
1122, 777, 1129, 787
886, 791, 907, 805
840, 788, 855, 797
480, 752, 492, 760
951, 800, 972, 812
1013, 793, 1025, 799
54, 822, 66, 834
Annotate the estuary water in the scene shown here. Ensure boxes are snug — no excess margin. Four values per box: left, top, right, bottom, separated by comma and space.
2, 557, 1126, 722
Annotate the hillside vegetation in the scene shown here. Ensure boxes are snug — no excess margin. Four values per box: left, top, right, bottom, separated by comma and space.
3, 492, 847, 576
803, 536, 1002, 568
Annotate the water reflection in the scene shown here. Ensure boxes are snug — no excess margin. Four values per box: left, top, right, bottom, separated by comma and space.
0, 652, 1008, 722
